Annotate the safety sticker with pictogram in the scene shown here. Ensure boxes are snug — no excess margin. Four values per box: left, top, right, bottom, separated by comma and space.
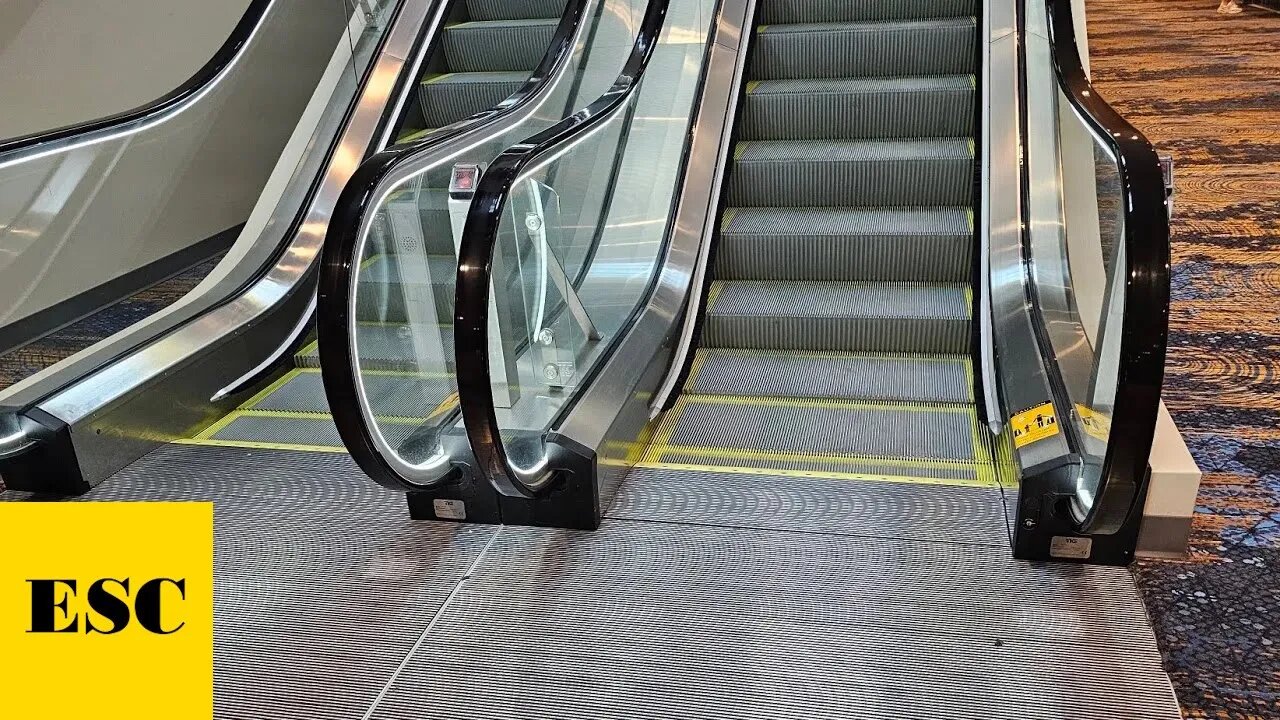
1010, 402, 1059, 449
1075, 404, 1112, 442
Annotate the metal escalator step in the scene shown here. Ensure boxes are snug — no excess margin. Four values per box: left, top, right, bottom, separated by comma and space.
643, 394, 992, 485
247, 369, 455, 420
704, 280, 971, 353
686, 348, 972, 404
716, 206, 972, 282
726, 138, 973, 207
355, 254, 457, 324
465, 0, 567, 21
752, 18, 976, 80
189, 412, 415, 452
442, 19, 558, 73
373, 189, 454, 257
296, 323, 455, 372
419, 71, 528, 128
760, 0, 977, 24
741, 75, 975, 141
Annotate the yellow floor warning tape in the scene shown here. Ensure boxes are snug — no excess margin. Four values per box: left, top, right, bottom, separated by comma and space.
178, 364, 460, 453
672, 392, 973, 414
640, 394, 1002, 489
647, 442, 988, 475
634, 460, 998, 489
174, 437, 348, 454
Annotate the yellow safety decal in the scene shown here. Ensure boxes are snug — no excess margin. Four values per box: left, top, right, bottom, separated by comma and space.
1075, 404, 1112, 442
1010, 402, 1059, 449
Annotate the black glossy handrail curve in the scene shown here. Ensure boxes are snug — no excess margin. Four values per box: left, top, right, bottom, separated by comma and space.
317, 0, 594, 492
0, 0, 275, 157
1040, 0, 1170, 534
452, 0, 670, 499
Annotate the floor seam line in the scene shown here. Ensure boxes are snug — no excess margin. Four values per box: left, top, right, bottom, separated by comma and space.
601, 512, 1008, 550
359, 527, 503, 720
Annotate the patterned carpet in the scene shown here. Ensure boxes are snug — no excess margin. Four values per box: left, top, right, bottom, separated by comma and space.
0, 254, 224, 391
1086, 0, 1280, 717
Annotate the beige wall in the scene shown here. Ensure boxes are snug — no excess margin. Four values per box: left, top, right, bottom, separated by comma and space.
0, 0, 253, 139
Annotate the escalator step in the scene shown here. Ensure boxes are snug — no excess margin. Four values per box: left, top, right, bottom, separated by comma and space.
442, 19, 558, 73
725, 138, 974, 207
249, 369, 455, 420
296, 323, 455, 372
466, 0, 568, 21
190, 413, 415, 452
740, 75, 975, 141
716, 206, 972, 282
760, 0, 977, 24
419, 71, 529, 128
646, 393, 990, 484
752, 18, 976, 80
355, 254, 457, 324
703, 280, 970, 353
686, 348, 972, 404
376, 189, 454, 257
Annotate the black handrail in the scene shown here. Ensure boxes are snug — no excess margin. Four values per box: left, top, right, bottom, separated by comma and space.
452, 0, 670, 499
0, 0, 275, 157
317, 0, 595, 492
1040, 0, 1170, 533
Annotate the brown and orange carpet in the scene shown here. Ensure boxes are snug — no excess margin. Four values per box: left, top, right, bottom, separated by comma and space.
1087, 0, 1280, 716
0, 254, 224, 391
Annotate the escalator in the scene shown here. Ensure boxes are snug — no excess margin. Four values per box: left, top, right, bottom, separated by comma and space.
307, 0, 1180, 713
3, 0, 1182, 716
391, 0, 1169, 566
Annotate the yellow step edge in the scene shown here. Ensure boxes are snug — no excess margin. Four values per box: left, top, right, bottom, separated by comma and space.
640, 395, 690, 464
648, 442, 989, 474
224, 408, 433, 426
292, 367, 455, 380
634, 460, 998, 489
175, 437, 345, 454
684, 351, 710, 390
693, 347, 972, 366
705, 281, 725, 311
241, 369, 302, 410
720, 207, 739, 233
678, 392, 974, 414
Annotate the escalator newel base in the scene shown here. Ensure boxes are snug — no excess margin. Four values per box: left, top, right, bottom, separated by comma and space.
1013, 462, 1147, 566
496, 437, 601, 530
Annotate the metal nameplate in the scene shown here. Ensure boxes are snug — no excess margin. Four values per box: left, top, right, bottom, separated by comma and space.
1050, 535, 1092, 560
433, 499, 467, 520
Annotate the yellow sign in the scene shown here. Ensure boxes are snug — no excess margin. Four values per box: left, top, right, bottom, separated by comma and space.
1011, 402, 1060, 448
0, 502, 213, 719
1075, 404, 1113, 442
